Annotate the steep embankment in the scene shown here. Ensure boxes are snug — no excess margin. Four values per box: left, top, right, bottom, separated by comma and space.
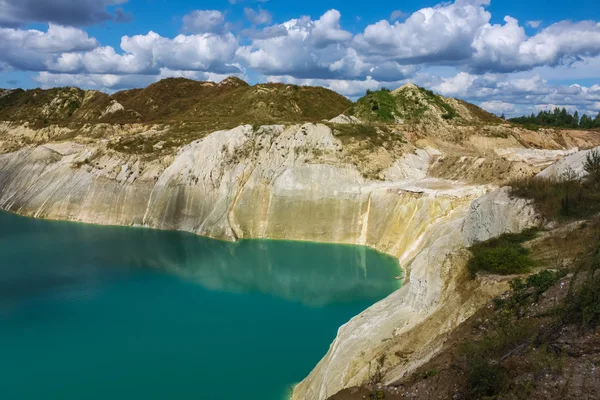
2, 78, 600, 400
0, 123, 479, 254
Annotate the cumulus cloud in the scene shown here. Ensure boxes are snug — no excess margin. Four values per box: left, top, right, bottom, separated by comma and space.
182, 10, 226, 34
354, 0, 491, 63
471, 18, 600, 73
431, 71, 600, 116
0, 0, 130, 27
237, 10, 355, 79
526, 20, 542, 28
47, 31, 241, 75
237, 9, 417, 81
0, 24, 98, 71
351, 0, 600, 74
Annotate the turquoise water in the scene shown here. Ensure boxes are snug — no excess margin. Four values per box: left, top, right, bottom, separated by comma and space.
0, 211, 401, 400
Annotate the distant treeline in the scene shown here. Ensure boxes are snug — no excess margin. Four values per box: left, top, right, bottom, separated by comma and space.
508, 108, 600, 129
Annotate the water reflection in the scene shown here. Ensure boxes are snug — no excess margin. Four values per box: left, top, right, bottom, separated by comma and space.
0, 211, 401, 307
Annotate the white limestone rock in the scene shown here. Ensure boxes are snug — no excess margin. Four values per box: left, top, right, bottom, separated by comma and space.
100, 100, 125, 118
328, 114, 363, 124
462, 187, 541, 246
537, 145, 600, 180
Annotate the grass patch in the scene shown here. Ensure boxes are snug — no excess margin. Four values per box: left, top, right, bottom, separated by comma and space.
349, 89, 397, 122
468, 230, 538, 277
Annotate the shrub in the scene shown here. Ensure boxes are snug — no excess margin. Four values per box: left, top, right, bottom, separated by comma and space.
354, 89, 398, 122
466, 358, 508, 399
526, 269, 565, 298
468, 230, 538, 277
509, 175, 600, 220
564, 245, 600, 328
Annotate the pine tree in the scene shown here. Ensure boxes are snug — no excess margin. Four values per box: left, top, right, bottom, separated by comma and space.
573, 111, 580, 128
580, 114, 593, 129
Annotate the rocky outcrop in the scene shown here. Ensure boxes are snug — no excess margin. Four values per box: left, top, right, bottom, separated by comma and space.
0, 124, 485, 254
462, 187, 542, 246
292, 205, 509, 400
537, 145, 600, 179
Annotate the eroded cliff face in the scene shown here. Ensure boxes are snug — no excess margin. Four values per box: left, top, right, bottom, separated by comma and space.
0, 123, 483, 257
0, 121, 583, 400
291, 186, 542, 399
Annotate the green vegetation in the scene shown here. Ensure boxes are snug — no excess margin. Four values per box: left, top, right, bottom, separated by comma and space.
467, 230, 538, 277
349, 85, 463, 123
463, 269, 566, 399
509, 107, 600, 129
460, 163, 600, 398
0, 87, 95, 124
422, 368, 439, 379
461, 218, 600, 398
509, 151, 600, 221
349, 88, 397, 122
394, 91, 428, 121
562, 231, 600, 328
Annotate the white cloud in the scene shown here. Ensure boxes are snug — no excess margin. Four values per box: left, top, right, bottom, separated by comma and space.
237, 10, 356, 79
354, 0, 491, 63
471, 18, 600, 73
480, 100, 515, 114
33, 71, 153, 91
431, 70, 600, 116
244, 7, 272, 25
48, 31, 241, 75
182, 10, 225, 34
0, 24, 98, 71
352, 1, 600, 74
526, 20, 542, 28
237, 9, 416, 81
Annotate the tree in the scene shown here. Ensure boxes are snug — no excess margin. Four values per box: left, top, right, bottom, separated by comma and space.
500, 113, 506, 120
594, 113, 600, 128
580, 114, 593, 129
508, 108, 590, 129
584, 149, 600, 183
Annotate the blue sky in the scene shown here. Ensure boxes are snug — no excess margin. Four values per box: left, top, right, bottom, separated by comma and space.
1, 0, 600, 117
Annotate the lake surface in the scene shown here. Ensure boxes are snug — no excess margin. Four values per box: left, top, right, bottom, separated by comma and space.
0, 211, 401, 400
